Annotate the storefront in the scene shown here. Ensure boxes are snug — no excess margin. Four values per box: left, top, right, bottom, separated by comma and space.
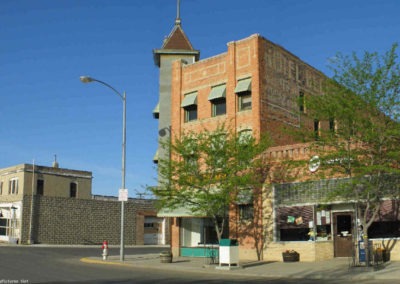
0, 202, 21, 243
271, 178, 400, 261
158, 206, 228, 257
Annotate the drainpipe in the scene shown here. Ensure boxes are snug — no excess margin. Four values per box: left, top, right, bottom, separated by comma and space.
28, 160, 35, 244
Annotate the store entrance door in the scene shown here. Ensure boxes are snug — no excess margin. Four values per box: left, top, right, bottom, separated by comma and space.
333, 212, 353, 257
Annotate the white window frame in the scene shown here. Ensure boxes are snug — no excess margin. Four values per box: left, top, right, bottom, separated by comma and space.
9, 178, 18, 195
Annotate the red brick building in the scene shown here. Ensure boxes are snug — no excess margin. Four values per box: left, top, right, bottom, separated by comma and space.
153, 17, 400, 262
153, 12, 327, 258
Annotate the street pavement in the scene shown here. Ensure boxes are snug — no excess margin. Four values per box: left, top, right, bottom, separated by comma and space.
81, 252, 400, 281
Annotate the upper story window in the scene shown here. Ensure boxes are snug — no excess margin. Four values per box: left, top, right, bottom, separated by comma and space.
181, 92, 198, 122
235, 78, 252, 111
184, 106, 197, 122
70, 182, 77, 198
210, 133, 227, 168
183, 139, 198, 169
0, 181, 3, 195
329, 118, 336, 133
37, 180, 44, 196
237, 189, 254, 222
212, 99, 226, 117
299, 91, 305, 113
8, 178, 18, 195
239, 204, 254, 221
237, 130, 253, 167
314, 119, 320, 140
208, 84, 226, 117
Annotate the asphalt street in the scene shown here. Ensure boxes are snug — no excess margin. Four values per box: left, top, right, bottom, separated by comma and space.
0, 246, 269, 283
0, 245, 397, 284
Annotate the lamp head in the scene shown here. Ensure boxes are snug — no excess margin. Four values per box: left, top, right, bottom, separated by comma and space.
158, 127, 171, 137
80, 76, 94, 83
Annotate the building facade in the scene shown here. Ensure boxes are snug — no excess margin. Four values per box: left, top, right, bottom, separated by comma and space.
0, 162, 92, 243
153, 16, 400, 261
0, 163, 166, 245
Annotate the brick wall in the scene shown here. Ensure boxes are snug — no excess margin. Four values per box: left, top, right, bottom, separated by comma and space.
21, 195, 156, 245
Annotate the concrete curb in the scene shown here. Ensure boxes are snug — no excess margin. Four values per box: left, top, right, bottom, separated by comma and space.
79, 255, 400, 281
80, 257, 135, 268
79, 256, 246, 276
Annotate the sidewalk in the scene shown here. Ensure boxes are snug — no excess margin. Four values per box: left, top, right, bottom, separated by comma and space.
81, 254, 400, 281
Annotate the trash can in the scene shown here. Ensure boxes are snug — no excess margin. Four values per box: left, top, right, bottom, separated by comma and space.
219, 239, 239, 267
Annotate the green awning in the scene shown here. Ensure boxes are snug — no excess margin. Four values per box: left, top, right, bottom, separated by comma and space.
157, 206, 206, 217
208, 84, 226, 101
236, 190, 253, 205
234, 78, 252, 93
152, 102, 159, 119
181, 92, 198, 107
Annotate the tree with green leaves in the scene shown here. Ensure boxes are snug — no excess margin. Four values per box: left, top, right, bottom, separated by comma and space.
304, 43, 400, 265
151, 125, 271, 249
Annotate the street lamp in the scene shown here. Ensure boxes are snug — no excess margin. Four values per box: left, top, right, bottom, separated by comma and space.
80, 75, 127, 261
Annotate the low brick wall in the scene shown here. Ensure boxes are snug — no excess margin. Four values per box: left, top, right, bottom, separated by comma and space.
21, 195, 156, 245
263, 241, 334, 262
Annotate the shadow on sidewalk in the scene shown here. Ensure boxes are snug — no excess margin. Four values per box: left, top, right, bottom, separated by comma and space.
241, 260, 277, 268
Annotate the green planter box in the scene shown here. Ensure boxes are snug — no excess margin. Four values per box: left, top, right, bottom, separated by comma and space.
219, 239, 238, 246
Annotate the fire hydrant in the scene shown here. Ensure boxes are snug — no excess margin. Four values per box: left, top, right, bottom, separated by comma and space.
102, 240, 109, 260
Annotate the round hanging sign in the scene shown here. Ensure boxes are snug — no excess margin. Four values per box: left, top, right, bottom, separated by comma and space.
309, 155, 321, 172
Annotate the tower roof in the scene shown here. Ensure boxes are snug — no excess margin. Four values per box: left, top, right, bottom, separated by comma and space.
153, 1, 200, 67
161, 23, 195, 50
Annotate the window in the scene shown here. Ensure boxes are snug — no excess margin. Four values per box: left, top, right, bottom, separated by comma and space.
70, 183, 77, 198
368, 221, 400, 238
235, 78, 252, 111
238, 92, 252, 111
277, 206, 313, 241
184, 155, 198, 169
299, 91, 305, 113
0, 211, 7, 236
280, 228, 310, 241
181, 92, 198, 122
181, 218, 228, 246
0, 182, 2, 195
238, 130, 253, 167
237, 189, 254, 221
37, 180, 44, 196
184, 105, 198, 122
239, 204, 254, 221
9, 179, 18, 195
329, 118, 336, 133
144, 223, 155, 228
210, 134, 227, 168
208, 84, 226, 117
314, 119, 320, 140
212, 98, 226, 116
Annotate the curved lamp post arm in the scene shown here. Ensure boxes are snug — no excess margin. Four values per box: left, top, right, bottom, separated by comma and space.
80, 76, 124, 101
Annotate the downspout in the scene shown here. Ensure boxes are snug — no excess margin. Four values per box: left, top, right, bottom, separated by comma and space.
28, 160, 35, 244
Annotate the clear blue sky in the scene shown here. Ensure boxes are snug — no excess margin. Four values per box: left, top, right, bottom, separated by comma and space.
1, 0, 399, 198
